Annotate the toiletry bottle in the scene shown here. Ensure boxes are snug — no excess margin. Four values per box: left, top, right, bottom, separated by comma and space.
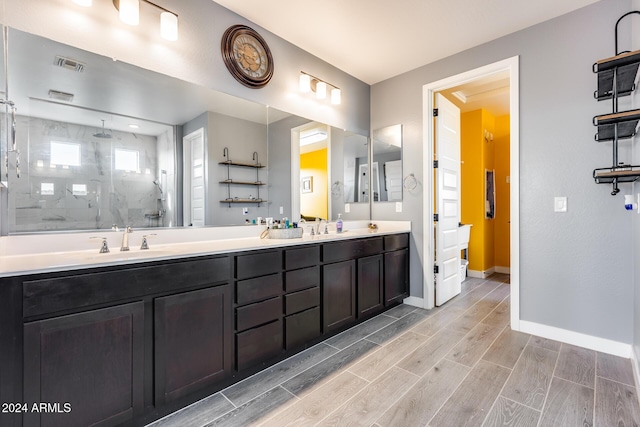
336, 213, 343, 233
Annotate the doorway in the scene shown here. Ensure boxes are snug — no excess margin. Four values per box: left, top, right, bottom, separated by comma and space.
291, 123, 331, 221
183, 128, 205, 227
423, 56, 520, 329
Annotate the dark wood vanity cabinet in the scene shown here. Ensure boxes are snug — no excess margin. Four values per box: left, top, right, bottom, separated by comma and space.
234, 250, 283, 371
17, 255, 233, 427
23, 301, 145, 427
1, 232, 409, 427
383, 234, 410, 306
322, 260, 357, 333
358, 254, 384, 317
154, 285, 232, 405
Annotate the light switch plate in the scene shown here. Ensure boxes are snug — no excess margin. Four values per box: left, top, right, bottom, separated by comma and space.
242, 207, 248, 215
554, 197, 567, 212
345, 203, 350, 213
279, 206, 283, 214
396, 202, 402, 212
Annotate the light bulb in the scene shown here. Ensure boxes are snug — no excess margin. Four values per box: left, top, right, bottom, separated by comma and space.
160, 12, 178, 41
316, 81, 327, 99
331, 87, 341, 105
119, 0, 139, 26
299, 74, 311, 93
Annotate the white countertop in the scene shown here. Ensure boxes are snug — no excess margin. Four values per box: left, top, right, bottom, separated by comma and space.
0, 221, 411, 277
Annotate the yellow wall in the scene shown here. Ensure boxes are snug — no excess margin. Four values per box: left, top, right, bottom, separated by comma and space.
494, 115, 511, 268
461, 109, 510, 274
300, 148, 328, 220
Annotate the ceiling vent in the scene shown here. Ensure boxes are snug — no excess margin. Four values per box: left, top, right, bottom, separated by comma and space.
53, 56, 85, 72
48, 90, 74, 102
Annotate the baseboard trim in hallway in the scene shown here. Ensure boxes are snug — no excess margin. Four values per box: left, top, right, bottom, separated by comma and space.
519, 319, 631, 358
633, 347, 640, 407
402, 296, 424, 308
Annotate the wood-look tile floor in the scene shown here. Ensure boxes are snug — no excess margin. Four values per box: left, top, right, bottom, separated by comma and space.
147, 274, 640, 427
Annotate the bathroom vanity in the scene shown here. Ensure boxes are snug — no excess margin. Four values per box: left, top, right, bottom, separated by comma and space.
0, 223, 409, 427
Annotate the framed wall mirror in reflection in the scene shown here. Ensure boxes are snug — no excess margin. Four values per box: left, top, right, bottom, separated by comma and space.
372, 124, 403, 202
1, 27, 371, 234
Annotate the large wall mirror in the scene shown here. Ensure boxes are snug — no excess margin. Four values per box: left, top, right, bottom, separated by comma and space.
372, 124, 402, 202
2, 28, 371, 234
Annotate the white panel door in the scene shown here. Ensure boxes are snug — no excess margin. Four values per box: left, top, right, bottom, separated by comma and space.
183, 129, 205, 227
384, 160, 402, 201
435, 93, 461, 306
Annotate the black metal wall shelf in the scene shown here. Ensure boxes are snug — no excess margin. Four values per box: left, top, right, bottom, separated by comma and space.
593, 166, 640, 184
219, 147, 266, 206
593, 50, 640, 100
593, 109, 640, 141
591, 11, 640, 195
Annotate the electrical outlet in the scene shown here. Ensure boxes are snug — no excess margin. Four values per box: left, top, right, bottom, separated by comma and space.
396, 202, 402, 212
279, 206, 283, 214
554, 197, 567, 213
242, 207, 248, 215
345, 203, 350, 213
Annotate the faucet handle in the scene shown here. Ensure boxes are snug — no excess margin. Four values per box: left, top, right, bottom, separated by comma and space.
111, 224, 119, 231
324, 225, 329, 234
125, 225, 132, 233
140, 233, 156, 250
90, 237, 110, 253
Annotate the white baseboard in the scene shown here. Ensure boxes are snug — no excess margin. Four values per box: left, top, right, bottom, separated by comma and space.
518, 320, 631, 358
495, 266, 511, 274
468, 267, 495, 279
403, 296, 424, 309
632, 347, 640, 403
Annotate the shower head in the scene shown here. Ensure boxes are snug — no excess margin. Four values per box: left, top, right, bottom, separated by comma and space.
153, 179, 164, 196
93, 120, 112, 139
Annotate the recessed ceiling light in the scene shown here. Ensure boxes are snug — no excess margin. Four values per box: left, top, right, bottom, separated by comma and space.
129, 124, 140, 129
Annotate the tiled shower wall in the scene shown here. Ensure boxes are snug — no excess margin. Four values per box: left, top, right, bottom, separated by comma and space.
8, 115, 173, 232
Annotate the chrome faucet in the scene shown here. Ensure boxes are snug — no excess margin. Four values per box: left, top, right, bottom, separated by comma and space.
120, 226, 133, 251
317, 219, 328, 235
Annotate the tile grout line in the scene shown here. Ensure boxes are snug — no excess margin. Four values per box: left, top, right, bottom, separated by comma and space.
535, 341, 563, 427
593, 352, 599, 426
478, 322, 516, 427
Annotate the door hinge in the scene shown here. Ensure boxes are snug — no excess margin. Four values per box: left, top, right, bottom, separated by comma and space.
433, 160, 438, 168
434, 265, 439, 274
433, 108, 439, 117
434, 213, 439, 222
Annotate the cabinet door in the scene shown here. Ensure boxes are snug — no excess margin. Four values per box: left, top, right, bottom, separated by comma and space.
322, 260, 356, 333
384, 249, 409, 306
23, 302, 144, 427
358, 254, 384, 318
154, 285, 232, 405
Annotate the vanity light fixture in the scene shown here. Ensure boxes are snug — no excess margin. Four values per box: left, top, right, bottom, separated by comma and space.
106, 0, 179, 41
299, 71, 341, 105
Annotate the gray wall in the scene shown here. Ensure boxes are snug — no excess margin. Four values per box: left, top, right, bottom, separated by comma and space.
2, 0, 370, 136
372, 0, 635, 344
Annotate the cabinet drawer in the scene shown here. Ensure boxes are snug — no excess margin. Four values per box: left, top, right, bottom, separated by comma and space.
23, 256, 231, 318
322, 237, 383, 263
236, 297, 281, 332
384, 233, 409, 251
285, 245, 319, 270
284, 287, 319, 315
236, 273, 282, 305
285, 266, 319, 293
285, 307, 320, 350
236, 251, 282, 280
236, 320, 283, 371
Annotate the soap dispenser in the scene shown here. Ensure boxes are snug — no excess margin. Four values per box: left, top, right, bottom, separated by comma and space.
336, 213, 343, 233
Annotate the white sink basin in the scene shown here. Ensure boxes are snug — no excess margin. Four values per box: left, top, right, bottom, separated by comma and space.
80, 248, 176, 262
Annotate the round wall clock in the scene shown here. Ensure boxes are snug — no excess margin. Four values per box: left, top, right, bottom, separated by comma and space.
221, 25, 274, 89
